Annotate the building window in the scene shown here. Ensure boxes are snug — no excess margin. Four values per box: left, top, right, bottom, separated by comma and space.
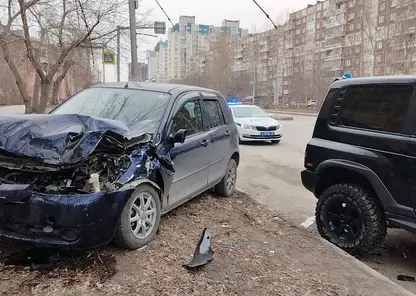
348, 12, 355, 21
378, 15, 385, 24
340, 85, 413, 134
348, 23, 354, 31
377, 41, 383, 49
317, 22, 321, 29
391, 0, 397, 6
344, 59, 352, 66
379, 1, 386, 11
390, 11, 397, 21
355, 46, 360, 53
376, 54, 382, 62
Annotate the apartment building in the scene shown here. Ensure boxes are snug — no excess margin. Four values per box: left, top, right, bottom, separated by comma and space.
231, 0, 416, 107
151, 16, 248, 81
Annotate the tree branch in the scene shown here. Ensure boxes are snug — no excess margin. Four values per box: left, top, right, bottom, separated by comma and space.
47, 16, 101, 81
18, 0, 46, 81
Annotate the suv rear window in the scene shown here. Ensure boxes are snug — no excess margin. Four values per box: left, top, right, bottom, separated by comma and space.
340, 84, 414, 134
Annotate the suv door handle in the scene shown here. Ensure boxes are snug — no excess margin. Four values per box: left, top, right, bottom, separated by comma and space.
200, 139, 210, 147
225, 130, 231, 137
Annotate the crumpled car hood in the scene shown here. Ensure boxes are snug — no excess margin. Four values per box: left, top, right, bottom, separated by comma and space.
0, 114, 152, 165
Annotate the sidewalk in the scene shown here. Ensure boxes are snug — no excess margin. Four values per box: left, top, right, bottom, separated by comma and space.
266, 108, 319, 117
0, 192, 412, 295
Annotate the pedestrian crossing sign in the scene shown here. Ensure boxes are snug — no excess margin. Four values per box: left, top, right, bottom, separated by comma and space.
102, 51, 116, 65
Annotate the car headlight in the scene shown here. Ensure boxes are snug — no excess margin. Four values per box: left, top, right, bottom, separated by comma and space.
242, 124, 255, 130
277, 124, 282, 130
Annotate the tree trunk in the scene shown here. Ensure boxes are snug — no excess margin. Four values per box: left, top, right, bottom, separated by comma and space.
52, 76, 64, 105
32, 73, 40, 110
1, 42, 32, 113
51, 60, 74, 105
36, 81, 52, 114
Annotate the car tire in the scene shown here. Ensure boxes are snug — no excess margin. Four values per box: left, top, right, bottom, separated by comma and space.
271, 140, 280, 144
315, 183, 386, 254
214, 158, 237, 197
113, 184, 161, 250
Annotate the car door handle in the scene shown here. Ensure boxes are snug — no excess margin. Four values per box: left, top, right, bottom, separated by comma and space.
200, 139, 210, 146
225, 130, 231, 137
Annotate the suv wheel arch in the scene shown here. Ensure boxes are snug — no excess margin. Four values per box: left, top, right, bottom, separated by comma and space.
315, 159, 410, 217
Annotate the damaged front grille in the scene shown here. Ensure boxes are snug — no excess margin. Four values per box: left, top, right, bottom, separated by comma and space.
0, 153, 131, 194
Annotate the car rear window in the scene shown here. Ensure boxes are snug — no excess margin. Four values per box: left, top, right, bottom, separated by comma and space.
340, 84, 413, 134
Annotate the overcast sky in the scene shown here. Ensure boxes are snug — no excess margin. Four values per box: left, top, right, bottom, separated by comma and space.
106, 0, 315, 81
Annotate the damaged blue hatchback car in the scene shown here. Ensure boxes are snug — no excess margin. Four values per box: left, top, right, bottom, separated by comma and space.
0, 82, 239, 250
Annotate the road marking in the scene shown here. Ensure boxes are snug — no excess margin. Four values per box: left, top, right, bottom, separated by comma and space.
300, 216, 315, 228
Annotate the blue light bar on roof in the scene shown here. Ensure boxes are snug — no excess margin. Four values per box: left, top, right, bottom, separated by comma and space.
227, 101, 241, 105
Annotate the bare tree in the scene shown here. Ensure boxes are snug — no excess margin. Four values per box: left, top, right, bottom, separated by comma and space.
0, 0, 150, 113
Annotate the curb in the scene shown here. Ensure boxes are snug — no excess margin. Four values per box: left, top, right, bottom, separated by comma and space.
317, 237, 415, 296
273, 116, 294, 121
268, 110, 318, 117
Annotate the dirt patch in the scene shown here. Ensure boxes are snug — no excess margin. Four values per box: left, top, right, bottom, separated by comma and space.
0, 192, 408, 296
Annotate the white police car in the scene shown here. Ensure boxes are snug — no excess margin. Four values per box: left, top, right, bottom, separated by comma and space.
228, 103, 282, 144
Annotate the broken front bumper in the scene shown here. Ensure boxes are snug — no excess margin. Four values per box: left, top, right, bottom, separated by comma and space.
0, 185, 134, 250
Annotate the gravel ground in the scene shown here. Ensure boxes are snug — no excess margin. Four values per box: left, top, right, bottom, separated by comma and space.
0, 191, 409, 296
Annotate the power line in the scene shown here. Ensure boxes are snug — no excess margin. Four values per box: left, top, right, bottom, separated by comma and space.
252, 0, 278, 29
154, 0, 174, 27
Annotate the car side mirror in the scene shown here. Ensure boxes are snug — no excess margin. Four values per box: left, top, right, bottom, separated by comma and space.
268, 113, 273, 117
169, 129, 187, 145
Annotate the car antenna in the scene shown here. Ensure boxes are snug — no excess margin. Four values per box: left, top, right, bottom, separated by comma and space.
124, 82, 129, 88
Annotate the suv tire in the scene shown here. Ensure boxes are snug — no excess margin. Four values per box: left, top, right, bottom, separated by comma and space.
113, 184, 161, 249
315, 183, 386, 254
215, 158, 237, 197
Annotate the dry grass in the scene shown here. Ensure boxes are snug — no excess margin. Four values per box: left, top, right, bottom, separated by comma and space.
0, 192, 405, 296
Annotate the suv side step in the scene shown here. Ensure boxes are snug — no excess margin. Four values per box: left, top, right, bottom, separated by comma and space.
387, 212, 416, 233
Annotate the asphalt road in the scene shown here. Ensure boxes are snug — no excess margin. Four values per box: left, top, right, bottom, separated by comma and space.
237, 114, 416, 295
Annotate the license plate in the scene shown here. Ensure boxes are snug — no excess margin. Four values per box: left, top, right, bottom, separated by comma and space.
260, 132, 274, 136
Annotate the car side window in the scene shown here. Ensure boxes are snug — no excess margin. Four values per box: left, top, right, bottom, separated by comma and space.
202, 99, 226, 129
171, 100, 203, 137
340, 84, 413, 134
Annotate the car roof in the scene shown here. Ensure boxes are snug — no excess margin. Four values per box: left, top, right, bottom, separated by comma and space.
90, 82, 220, 96
332, 75, 416, 88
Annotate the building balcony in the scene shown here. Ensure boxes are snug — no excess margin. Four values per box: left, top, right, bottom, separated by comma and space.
259, 39, 268, 46
260, 46, 269, 53
324, 42, 344, 51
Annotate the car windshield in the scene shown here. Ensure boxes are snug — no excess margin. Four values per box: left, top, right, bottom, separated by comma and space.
231, 106, 269, 118
51, 87, 170, 130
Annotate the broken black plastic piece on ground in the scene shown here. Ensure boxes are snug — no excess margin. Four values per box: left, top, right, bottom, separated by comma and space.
397, 274, 415, 282
183, 228, 214, 270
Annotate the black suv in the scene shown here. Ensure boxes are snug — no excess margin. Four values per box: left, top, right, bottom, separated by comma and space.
301, 76, 416, 254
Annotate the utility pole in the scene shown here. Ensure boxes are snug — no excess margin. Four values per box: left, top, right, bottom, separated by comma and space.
128, 0, 139, 81
252, 66, 256, 105
117, 26, 121, 82
103, 61, 105, 82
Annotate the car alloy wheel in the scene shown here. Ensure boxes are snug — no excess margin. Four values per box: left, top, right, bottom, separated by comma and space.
226, 161, 237, 194
324, 195, 362, 241
129, 192, 157, 239
315, 184, 386, 254
113, 184, 161, 249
